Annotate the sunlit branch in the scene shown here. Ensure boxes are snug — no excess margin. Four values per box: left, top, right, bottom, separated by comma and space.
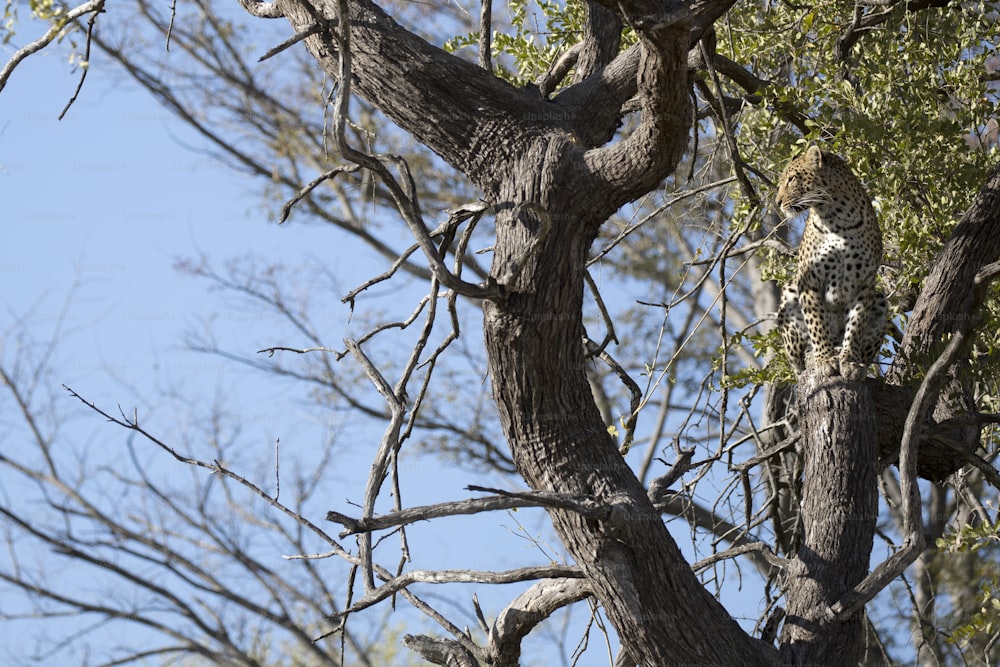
328, 489, 608, 537
315, 0, 500, 301
333, 565, 584, 619
0, 0, 105, 95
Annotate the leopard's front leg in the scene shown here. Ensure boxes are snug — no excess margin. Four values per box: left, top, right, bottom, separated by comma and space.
778, 284, 810, 373
840, 287, 887, 381
799, 287, 840, 377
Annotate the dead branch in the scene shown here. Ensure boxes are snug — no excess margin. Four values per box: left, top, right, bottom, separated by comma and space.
487, 578, 593, 664
328, 490, 607, 537
335, 565, 583, 619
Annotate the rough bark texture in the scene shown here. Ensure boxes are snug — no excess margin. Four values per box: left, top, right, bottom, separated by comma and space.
779, 372, 877, 664
478, 12, 776, 662
873, 381, 973, 481
482, 207, 773, 663
269, 0, 779, 662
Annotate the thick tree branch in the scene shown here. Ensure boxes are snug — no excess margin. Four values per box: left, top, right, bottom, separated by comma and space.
553, 0, 738, 148
573, 1, 622, 84
582, 2, 692, 212
778, 374, 877, 664
487, 578, 593, 666
274, 0, 557, 191
237, 0, 285, 18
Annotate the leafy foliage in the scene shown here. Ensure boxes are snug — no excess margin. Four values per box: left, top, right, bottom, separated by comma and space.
445, 0, 587, 84
937, 519, 1000, 649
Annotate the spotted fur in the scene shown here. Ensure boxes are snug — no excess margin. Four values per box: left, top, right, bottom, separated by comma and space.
776, 145, 887, 380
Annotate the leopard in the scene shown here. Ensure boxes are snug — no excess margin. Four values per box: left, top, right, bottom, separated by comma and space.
775, 144, 887, 381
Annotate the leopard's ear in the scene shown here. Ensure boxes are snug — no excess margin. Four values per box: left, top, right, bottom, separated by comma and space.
804, 143, 824, 167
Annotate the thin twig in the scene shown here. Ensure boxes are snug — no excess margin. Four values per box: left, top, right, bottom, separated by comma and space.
259, 22, 325, 62
344, 339, 405, 591
583, 270, 619, 356
588, 177, 736, 266
258, 345, 341, 357
58, 4, 102, 120
279, 164, 361, 223
165, 0, 177, 50
698, 41, 758, 206
691, 541, 787, 573
62, 385, 349, 557
583, 339, 640, 453
273, 437, 281, 502
0, 0, 105, 95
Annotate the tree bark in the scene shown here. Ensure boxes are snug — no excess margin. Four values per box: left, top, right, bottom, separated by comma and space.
477, 8, 776, 658
482, 213, 776, 664
269, 0, 774, 660
778, 372, 878, 665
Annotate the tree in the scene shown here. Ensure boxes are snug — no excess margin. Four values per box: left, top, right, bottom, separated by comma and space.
2, 0, 1000, 664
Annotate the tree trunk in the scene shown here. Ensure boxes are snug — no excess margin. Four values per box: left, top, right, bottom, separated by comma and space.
779, 372, 877, 665
480, 120, 777, 666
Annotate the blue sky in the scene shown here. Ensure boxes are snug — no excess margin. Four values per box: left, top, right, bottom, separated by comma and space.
0, 33, 597, 665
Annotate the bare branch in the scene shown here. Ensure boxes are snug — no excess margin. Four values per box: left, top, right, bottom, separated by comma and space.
691, 541, 787, 573
584, 338, 641, 452
328, 490, 607, 536
61, 385, 350, 558
0, 0, 105, 95
258, 21, 324, 62
336, 565, 583, 618
588, 177, 737, 265
58, 4, 102, 120
314, 0, 501, 300
488, 578, 593, 663
536, 42, 582, 98
258, 345, 341, 356
466, 485, 620, 520
279, 164, 362, 223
